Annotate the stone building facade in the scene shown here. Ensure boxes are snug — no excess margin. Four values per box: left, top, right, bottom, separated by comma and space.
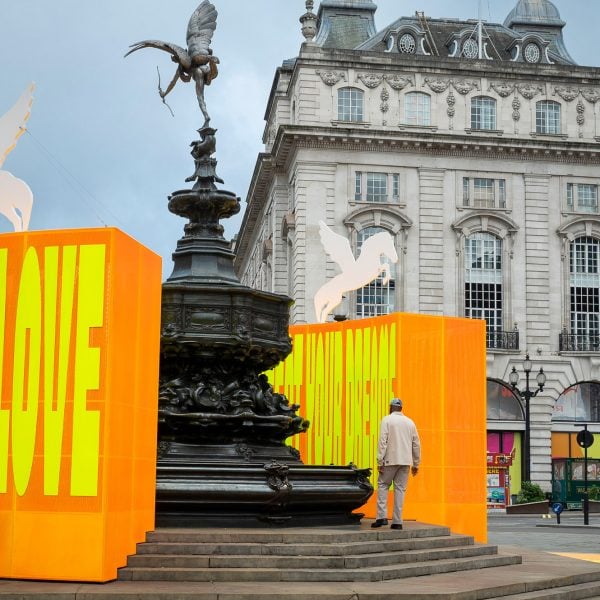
234, 0, 600, 495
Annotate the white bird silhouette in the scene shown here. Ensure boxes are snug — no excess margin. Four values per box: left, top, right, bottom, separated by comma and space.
0, 83, 35, 232
314, 221, 398, 323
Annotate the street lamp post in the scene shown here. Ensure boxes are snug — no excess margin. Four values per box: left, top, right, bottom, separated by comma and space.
508, 354, 547, 482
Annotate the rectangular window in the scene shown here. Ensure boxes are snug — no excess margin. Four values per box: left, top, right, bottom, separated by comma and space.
404, 92, 431, 126
392, 174, 399, 200
567, 183, 574, 209
355, 172, 362, 201
536, 101, 561, 134
463, 178, 506, 209
366, 172, 388, 203
465, 233, 503, 335
578, 184, 598, 213
338, 88, 364, 122
473, 178, 495, 208
498, 179, 506, 208
354, 172, 400, 203
567, 183, 599, 213
471, 97, 497, 130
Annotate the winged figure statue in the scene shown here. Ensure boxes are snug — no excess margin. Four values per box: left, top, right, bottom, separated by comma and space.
125, 1, 219, 128
0, 83, 35, 232
314, 221, 398, 323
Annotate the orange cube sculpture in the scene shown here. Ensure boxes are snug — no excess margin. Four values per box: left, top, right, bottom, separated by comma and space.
269, 313, 488, 543
0, 228, 162, 581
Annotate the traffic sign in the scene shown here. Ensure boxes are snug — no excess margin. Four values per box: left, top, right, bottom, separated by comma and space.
577, 429, 594, 449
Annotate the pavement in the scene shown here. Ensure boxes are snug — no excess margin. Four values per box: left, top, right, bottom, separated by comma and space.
488, 510, 600, 563
1, 513, 600, 599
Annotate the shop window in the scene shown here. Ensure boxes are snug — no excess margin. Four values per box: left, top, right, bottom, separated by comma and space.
487, 380, 523, 421
553, 382, 600, 422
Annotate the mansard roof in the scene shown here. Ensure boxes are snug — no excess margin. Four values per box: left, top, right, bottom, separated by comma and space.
312, 0, 575, 66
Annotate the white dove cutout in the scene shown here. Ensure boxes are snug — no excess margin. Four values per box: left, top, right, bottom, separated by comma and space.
314, 221, 399, 323
0, 83, 35, 232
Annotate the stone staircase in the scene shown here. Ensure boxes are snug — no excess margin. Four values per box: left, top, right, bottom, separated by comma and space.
117, 522, 520, 583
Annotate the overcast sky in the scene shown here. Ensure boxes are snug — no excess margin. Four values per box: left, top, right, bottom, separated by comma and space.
1, 0, 597, 278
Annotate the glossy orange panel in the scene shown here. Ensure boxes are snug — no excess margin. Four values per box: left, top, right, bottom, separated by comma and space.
269, 312, 487, 543
0, 228, 162, 581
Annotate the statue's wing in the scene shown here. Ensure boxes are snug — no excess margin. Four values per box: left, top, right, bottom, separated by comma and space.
125, 40, 191, 69
186, 1, 217, 59
318, 221, 355, 272
0, 83, 34, 169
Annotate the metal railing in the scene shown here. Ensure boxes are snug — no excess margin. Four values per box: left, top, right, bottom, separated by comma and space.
486, 330, 519, 350
559, 333, 600, 352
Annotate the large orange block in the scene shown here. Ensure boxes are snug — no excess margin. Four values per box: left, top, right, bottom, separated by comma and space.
0, 228, 162, 581
269, 313, 487, 543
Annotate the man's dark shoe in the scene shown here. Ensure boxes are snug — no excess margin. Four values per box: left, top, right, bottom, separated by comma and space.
370, 519, 388, 528
390, 524, 403, 530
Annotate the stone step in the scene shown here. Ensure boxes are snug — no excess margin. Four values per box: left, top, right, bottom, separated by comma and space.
125, 542, 492, 570
135, 533, 472, 556
118, 552, 521, 582
497, 580, 600, 599
145, 524, 451, 544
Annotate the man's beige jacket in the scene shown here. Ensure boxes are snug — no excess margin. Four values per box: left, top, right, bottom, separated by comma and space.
377, 412, 421, 467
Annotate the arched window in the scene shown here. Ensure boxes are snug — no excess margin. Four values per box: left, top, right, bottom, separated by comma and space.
536, 100, 561, 134
471, 96, 497, 130
338, 87, 364, 122
465, 232, 503, 335
569, 236, 600, 350
404, 92, 431, 126
553, 382, 600, 422
487, 379, 523, 421
356, 226, 396, 318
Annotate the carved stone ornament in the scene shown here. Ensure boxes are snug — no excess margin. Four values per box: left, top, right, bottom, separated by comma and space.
516, 83, 544, 100
384, 74, 414, 90
581, 88, 600, 104
452, 79, 479, 95
554, 86, 580, 102
512, 96, 521, 122
380, 86, 390, 114
446, 90, 456, 118
316, 70, 346, 86
489, 82, 516, 98
577, 100, 585, 128
357, 73, 384, 88
424, 77, 450, 93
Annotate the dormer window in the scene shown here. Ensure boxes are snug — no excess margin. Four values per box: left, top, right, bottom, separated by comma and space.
398, 33, 417, 54
524, 42, 541, 63
462, 39, 479, 59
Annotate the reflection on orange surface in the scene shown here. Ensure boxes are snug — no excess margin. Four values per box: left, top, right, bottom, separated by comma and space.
269, 313, 487, 543
0, 228, 162, 581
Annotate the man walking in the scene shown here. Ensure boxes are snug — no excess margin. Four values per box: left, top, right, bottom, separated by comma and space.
372, 398, 421, 530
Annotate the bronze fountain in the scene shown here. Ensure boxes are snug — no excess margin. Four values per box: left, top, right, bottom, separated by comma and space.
128, 0, 372, 526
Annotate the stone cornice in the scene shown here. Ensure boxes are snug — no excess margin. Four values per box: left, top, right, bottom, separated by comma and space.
236, 125, 600, 264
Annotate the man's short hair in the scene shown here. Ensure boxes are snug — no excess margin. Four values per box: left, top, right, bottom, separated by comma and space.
390, 398, 403, 408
